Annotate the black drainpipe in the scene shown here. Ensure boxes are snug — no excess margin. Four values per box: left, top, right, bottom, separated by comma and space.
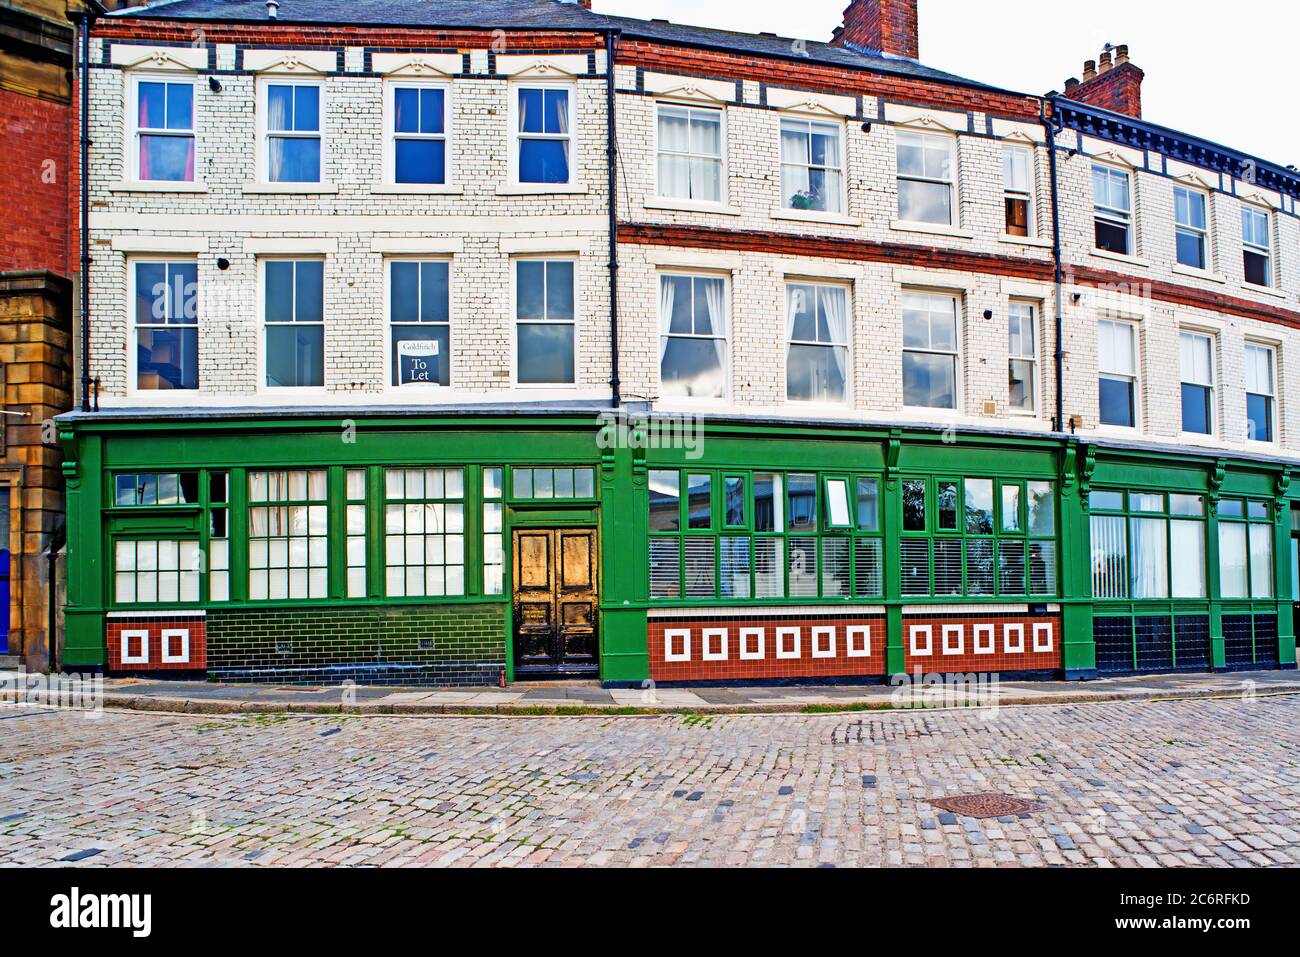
604, 28, 622, 409
76, 11, 93, 412
1042, 95, 1065, 434
46, 529, 65, 673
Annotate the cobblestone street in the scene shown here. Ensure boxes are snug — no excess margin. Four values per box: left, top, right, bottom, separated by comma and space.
1, 696, 1296, 867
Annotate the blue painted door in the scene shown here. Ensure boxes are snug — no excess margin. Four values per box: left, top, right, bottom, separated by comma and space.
0, 547, 9, 655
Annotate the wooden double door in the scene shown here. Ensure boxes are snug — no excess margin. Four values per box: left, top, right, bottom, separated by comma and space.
512, 528, 599, 676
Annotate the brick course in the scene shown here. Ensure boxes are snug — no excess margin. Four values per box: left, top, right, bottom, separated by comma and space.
205, 602, 507, 686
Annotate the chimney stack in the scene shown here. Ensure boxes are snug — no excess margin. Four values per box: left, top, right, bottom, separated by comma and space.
830, 0, 920, 60
1060, 44, 1144, 118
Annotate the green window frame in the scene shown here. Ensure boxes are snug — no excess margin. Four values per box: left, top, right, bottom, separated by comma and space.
382, 467, 466, 599
900, 476, 1057, 599
510, 465, 596, 501
1216, 496, 1274, 600
1088, 489, 1208, 601
647, 468, 884, 603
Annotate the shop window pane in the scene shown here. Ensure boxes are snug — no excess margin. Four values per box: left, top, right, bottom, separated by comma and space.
1170, 520, 1206, 599
825, 479, 851, 527
1129, 517, 1169, 599
724, 477, 746, 527
900, 539, 931, 596
1090, 515, 1128, 599
648, 539, 680, 598
903, 480, 926, 532
1029, 541, 1056, 595
787, 474, 816, 532
687, 474, 711, 529
937, 481, 958, 531
683, 538, 716, 598
1218, 523, 1248, 599
966, 540, 995, 596
720, 536, 752, 599
998, 539, 1026, 594
1249, 524, 1273, 598
1001, 485, 1022, 532
856, 478, 879, 531
1169, 494, 1203, 516
787, 537, 818, 596
754, 473, 783, 533
853, 538, 883, 597
933, 540, 963, 596
821, 538, 849, 597
965, 479, 994, 534
754, 537, 784, 598
648, 470, 679, 532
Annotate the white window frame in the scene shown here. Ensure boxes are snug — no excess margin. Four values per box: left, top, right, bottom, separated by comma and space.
1173, 184, 1211, 271
1244, 341, 1278, 445
1241, 205, 1274, 288
126, 255, 199, 397
384, 256, 452, 391
779, 115, 846, 215
1007, 299, 1040, 415
654, 102, 726, 206
258, 256, 327, 393
901, 290, 961, 412
381, 79, 452, 190
785, 280, 851, 406
127, 73, 197, 183
511, 256, 578, 388
508, 81, 576, 188
1001, 144, 1036, 238
896, 130, 957, 227
658, 271, 731, 401
1178, 329, 1215, 437
1092, 163, 1133, 255
1097, 317, 1140, 430
256, 77, 325, 186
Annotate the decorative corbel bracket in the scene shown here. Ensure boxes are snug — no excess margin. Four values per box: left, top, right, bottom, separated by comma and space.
1207, 458, 1227, 505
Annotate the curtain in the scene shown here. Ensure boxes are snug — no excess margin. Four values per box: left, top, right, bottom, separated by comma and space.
658, 110, 692, 199
1169, 520, 1206, 598
785, 285, 799, 342
1129, 517, 1168, 599
658, 276, 674, 364
822, 287, 849, 386
704, 278, 726, 373
1090, 515, 1127, 599
552, 91, 568, 134
517, 89, 531, 133
780, 125, 808, 203
1218, 524, 1248, 599
1249, 524, 1273, 598
268, 138, 284, 182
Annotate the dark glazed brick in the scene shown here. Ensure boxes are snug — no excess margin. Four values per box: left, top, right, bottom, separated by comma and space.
205, 603, 507, 687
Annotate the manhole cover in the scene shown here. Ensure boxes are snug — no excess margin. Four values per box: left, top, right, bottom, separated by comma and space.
927, 793, 1044, 818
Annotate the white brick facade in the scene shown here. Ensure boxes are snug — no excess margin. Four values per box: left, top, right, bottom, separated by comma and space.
86, 33, 1300, 462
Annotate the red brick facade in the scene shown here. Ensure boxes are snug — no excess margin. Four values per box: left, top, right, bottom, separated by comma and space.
902, 613, 1062, 674
649, 613, 888, 683
106, 615, 207, 673
0, 88, 72, 275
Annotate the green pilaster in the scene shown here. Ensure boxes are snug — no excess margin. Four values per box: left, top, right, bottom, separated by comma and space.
599, 440, 649, 684
1061, 443, 1095, 678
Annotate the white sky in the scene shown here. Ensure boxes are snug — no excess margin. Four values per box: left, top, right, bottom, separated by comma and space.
594, 0, 1298, 166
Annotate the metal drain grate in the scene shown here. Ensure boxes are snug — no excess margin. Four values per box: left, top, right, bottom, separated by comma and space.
927, 793, 1044, 818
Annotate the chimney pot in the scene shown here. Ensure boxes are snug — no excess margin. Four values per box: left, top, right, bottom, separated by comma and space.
1061, 45, 1143, 118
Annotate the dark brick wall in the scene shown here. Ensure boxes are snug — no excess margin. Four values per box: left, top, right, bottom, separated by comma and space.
206, 603, 507, 686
